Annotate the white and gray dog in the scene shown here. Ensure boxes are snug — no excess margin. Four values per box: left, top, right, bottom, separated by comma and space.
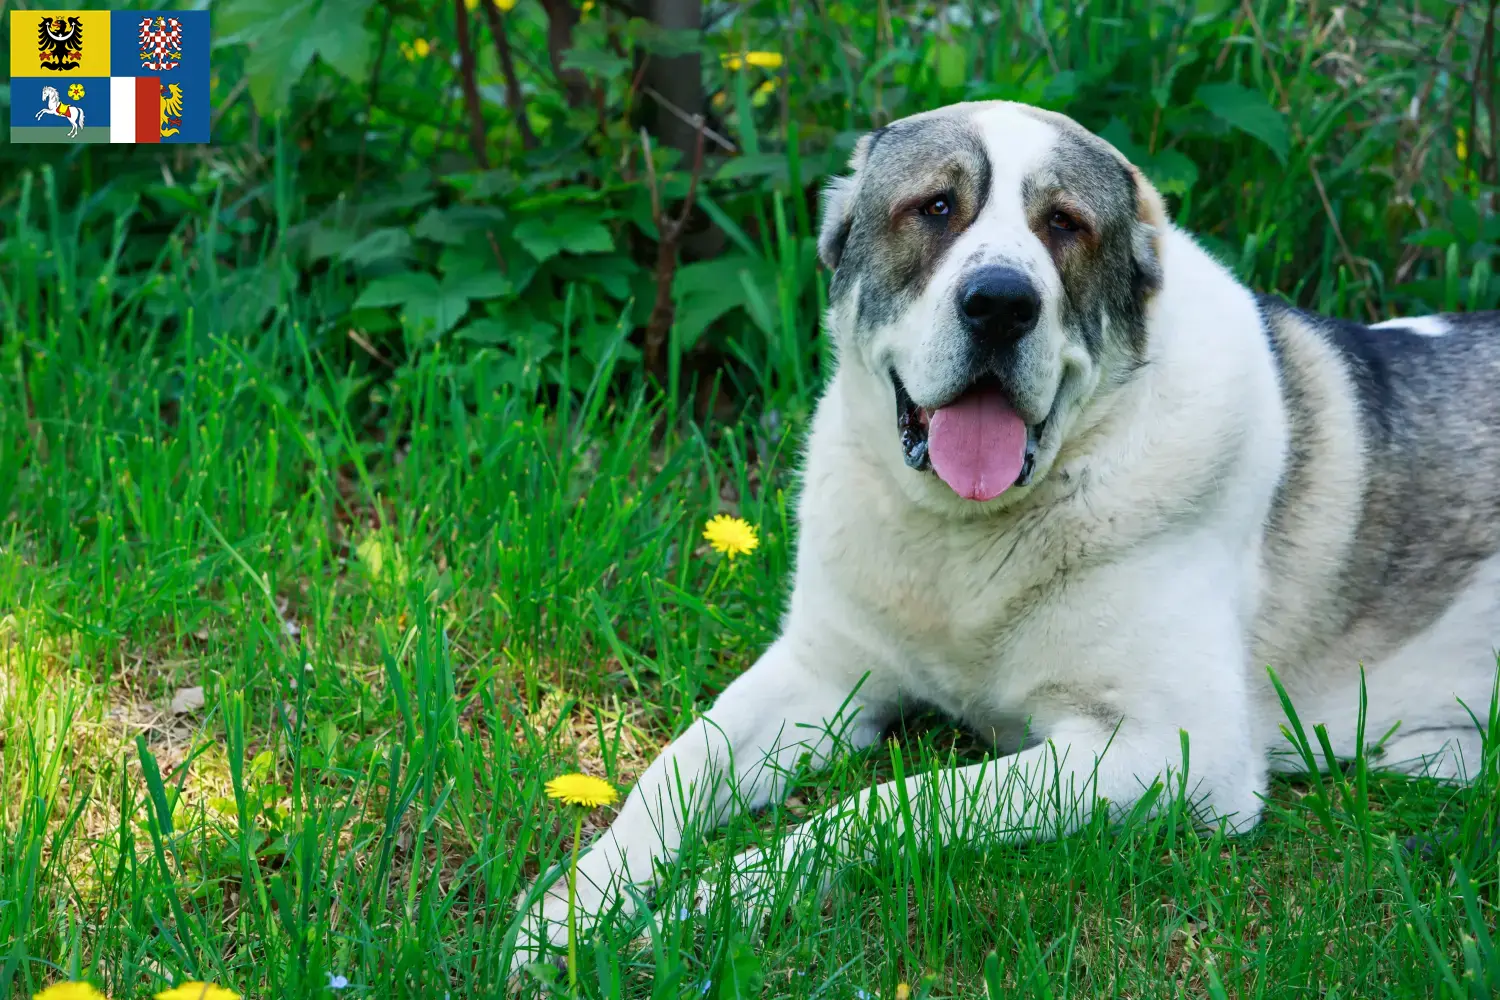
514, 100, 1500, 965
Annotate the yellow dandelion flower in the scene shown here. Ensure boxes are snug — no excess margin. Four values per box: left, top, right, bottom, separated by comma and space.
703, 514, 759, 559
895, 985, 911, 1000
545, 773, 619, 809
34, 983, 108, 1000
721, 51, 783, 72
154, 984, 240, 1000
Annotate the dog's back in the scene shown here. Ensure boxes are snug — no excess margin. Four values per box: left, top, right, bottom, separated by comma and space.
1253, 298, 1500, 768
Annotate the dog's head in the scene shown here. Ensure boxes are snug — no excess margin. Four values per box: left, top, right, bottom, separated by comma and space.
818, 101, 1167, 506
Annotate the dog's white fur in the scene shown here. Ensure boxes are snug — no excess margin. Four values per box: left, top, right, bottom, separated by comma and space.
511, 103, 1497, 967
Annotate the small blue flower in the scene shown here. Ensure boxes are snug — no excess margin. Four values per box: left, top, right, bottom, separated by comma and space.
328, 974, 349, 990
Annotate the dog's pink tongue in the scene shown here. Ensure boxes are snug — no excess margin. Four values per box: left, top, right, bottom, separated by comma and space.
927, 386, 1028, 502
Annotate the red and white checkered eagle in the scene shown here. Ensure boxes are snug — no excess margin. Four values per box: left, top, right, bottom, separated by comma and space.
138, 16, 183, 72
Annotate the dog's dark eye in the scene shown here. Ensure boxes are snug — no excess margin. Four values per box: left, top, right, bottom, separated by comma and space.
1049, 210, 1081, 233
918, 196, 951, 217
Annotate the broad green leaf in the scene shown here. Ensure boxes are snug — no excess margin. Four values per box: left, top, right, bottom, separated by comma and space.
221, 0, 376, 114
1143, 148, 1199, 196
712, 934, 764, 1000
513, 216, 614, 262
929, 39, 968, 91
560, 48, 631, 79
445, 271, 513, 302
627, 19, 705, 58
353, 271, 439, 310
715, 154, 789, 183
403, 290, 470, 338
1042, 70, 1081, 106
308, 0, 374, 82
244, 34, 317, 114
454, 318, 510, 345
413, 205, 508, 246
1195, 82, 1288, 163
339, 227, 412, 267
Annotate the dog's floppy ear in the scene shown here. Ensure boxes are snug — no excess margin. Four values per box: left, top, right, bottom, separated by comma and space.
817, 129, 882, 272
1128, 164, 1167, 296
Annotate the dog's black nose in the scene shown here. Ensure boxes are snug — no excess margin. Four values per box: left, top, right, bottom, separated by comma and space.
958, 266, 1041, 343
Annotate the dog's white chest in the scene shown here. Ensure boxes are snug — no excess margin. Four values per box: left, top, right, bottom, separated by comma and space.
802, 487, 1073, 721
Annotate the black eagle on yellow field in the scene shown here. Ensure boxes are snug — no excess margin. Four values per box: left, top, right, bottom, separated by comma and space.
38, 16, 85, 72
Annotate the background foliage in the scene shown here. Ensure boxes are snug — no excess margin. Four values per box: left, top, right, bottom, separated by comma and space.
1, 1, 1499, 998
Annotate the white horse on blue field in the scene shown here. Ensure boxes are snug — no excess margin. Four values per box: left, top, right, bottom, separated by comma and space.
36, 85, 85, 137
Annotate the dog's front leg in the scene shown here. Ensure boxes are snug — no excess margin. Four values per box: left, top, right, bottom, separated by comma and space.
715, 712, 1263, 919
510, 633, 892, 970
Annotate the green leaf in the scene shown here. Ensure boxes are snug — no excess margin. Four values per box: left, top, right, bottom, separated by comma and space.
339, 227, 412, 267
244, 32, 317, 114
711, 934, 764, 1000
403, 290, 470, 338
1041, 70, 1081, 106
1142, 148, 1199, 196
627, 19, 705, 58
445, 271, 513, 302
715, 154, 790, 184
412, 205, 508, 245
1195, 82, 1288, 163
308, 0, 374, 81
453, 318, 510, 345
560, 48, 631, 79
220, 0, 375, 114
353, 271, 439, 310
1403, 228, 1456, 250
929, 39, 968, 91
513, 215, 614, 262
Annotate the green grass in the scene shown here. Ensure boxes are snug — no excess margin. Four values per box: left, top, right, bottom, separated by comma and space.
3, 0, 1500, 997
3, 247, 1499, 998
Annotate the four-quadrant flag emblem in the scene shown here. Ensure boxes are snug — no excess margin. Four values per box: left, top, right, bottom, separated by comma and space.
9, 9, 209, 144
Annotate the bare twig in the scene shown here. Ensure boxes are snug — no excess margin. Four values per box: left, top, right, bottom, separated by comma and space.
643, 86, 738, 153
1479, 0, 1498, 184
209, 76, 249, 132
641, 121, 708, 376
479, 0, 537, 152
348, 329, 395, 368
1240, 0, 1289, 110
1309, 158, 1378, 322
453, 0, 490, 168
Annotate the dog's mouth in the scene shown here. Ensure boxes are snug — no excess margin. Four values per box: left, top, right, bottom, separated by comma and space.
894, 370, 1040, 502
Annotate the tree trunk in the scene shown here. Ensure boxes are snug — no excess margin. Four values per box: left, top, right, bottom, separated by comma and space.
640, 0, 721, 260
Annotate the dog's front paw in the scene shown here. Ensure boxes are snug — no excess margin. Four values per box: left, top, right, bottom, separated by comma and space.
508, 855, 645, 982
507, 881, 572, 983
690, 833, 828, 930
